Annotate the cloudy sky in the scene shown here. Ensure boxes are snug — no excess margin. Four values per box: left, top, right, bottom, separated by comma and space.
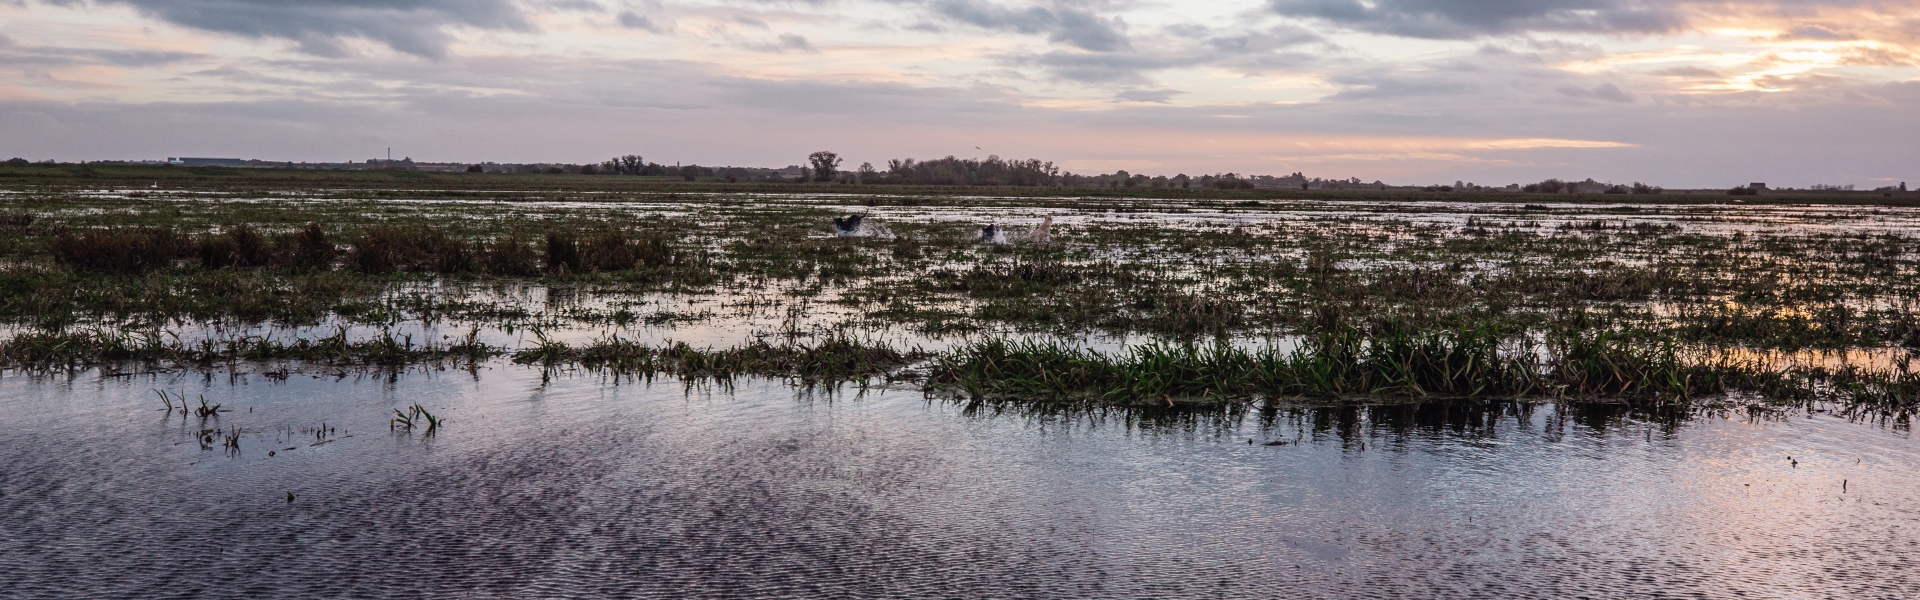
2, 0, 1917, 186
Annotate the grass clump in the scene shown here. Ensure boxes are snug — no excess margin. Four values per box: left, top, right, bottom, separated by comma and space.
0, 327, 497, 371
513, 334, 921, 384
52, 227, 187, 272
929, 328, 1920, 413
544, 230, 675, 275
929, 328, 1545, 405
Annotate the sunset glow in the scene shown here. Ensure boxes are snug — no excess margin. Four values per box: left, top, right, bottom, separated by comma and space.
3, 0, 1917, 185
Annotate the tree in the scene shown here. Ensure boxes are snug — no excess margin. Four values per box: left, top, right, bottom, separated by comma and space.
679, 165, 698, 181
604, 155, 643, 175
465, 164, 484, 173
857, 162, 877, 183
809, 151, 841, 182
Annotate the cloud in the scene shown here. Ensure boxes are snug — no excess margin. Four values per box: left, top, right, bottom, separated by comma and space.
1652, 65, 1720, 78
1776, 24, 1855, 41
1114, 88, 1181, 103
1464, 138, 1634, 150
1838, 45, 1920, 66
931, 0, 1131, 52
1021, 50, 1177, 83
618, 11, 669, 34
1199, 25, 1325, 55
1268, 0, 1684, 39
1556, 82, 1636, 103
0, 39, 204, 68
94, 0, 532, 59
744, 33, 818, 54
1325, 75, 1476, 101
992, 21, 1328, 84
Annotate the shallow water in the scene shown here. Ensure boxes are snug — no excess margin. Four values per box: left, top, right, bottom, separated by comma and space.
2, 365, 1918, 598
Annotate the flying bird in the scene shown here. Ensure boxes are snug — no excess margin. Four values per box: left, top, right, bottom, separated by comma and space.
832, 214, 865, 236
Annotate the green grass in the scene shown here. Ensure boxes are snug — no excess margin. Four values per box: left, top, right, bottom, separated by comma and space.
927, 328, 1920, 414
0, 327, 496, 371
512, 333, 926, 385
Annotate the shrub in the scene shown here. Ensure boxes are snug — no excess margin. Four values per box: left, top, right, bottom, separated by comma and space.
482, 235, 540, 276
199, 225, 274, 269
349, 227, 438, 273
286, 223, 335, 271
544, 230, 674, 273
545, 231, 581, 273
52, 227, 186, 272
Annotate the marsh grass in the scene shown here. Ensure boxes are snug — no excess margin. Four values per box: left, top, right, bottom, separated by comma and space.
52, 227, 187, 272
390, 403, 440, 434
929, 328, 1920, 413
512, 333, 925, 385
9, 175, 1920, 414
0, 327, 497, 371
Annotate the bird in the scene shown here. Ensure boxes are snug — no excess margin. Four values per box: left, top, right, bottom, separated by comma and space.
832, 214, 864, 236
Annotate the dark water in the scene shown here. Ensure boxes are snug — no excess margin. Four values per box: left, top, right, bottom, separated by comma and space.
3, 366, 1917, 599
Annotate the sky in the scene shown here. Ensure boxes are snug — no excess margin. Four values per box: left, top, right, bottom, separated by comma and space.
1, 0, 1917, 187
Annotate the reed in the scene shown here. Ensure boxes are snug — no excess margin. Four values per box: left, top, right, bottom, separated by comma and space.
0, 327, 499, 371
928, 328, 1920, 412
512, 333, 923, 384
390, 403, 440, 434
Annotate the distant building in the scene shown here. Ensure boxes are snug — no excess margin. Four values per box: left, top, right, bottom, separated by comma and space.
172, 157, 247, 167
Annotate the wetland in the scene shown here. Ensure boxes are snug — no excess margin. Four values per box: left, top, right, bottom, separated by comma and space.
4, 166, 1920, 597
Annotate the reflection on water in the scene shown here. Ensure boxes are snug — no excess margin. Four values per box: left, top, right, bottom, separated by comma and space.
3, 365, 1917, 598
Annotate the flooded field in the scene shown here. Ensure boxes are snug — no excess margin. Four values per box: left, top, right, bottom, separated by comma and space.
6, 179, 1920, 595
3, 365, 1917, 598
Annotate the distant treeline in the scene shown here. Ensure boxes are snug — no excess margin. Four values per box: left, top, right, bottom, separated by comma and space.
574, 151, 1366, 191
32, 154, 1876, 195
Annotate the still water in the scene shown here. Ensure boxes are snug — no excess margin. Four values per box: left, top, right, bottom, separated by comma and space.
2, 365, 1916, 598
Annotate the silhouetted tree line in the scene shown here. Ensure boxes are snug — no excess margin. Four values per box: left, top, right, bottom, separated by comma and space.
869, 155, 1060, 186
1523, 179, 1662, 194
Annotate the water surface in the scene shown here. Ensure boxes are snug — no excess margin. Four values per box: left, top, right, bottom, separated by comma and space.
2, 366, 1915, 598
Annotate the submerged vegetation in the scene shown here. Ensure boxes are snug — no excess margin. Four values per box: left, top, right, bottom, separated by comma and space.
4, 166, 1920, 415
